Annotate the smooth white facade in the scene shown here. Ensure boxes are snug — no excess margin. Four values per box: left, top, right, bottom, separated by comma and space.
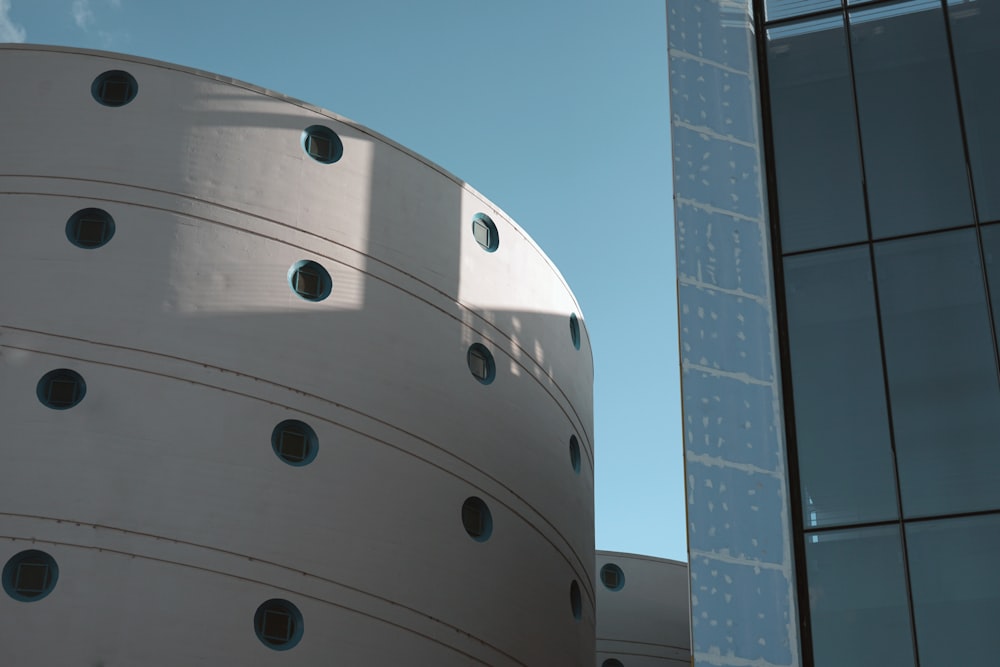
595, 551, 691, 667
0, 45, 594, 666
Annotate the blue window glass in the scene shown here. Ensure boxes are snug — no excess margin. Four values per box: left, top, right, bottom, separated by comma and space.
301, 125, 343, 164
37, 369, 87, 410
600, 563, 625, 591
949, 0, 1000, 222
472, 214, 499, 252
271, 420, 318, 466
767, 15, 868, 253
461, 496, 493, 542
254, 598, 304, 650
569, 313, 581, 350
980, 223, 1000, 342
288, 260, 333, 302
784, 247, 898, 527
3, 550, 59, 602
805, 526, 915, 667
875, 229, 1000, 517
92, 70, 138, 107
66, 208, 115, 249
765, 0, 839, 22
569, 434, 581, 474
466, 343, 496, 385
849, 0, 973, 237
570, 580, 582, 620
907, 515, 1000, 666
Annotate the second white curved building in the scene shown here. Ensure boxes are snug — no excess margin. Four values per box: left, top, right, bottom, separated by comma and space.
0, 44, 594, 666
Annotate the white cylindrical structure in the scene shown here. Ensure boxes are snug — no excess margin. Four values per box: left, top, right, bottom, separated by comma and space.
0, 44, 594, 666
595, 551, 691, 667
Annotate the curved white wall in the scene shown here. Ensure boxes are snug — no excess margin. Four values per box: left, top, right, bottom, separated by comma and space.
0, 45, 594, 666
596, 551, 691, 667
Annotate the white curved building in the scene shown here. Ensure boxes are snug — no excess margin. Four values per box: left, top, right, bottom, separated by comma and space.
0, 44, 594, 666
595, 551, 691, 667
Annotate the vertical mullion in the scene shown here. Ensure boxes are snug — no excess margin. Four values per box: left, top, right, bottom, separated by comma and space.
751, 1, 815, 664
841, 5, 922, 665
938, 0, 1000, 388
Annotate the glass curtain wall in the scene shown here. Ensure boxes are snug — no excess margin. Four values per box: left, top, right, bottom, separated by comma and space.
760, 0, 1000, 665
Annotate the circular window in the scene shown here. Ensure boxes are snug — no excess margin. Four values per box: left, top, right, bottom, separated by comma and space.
467, 343, 496, 385
91, 70, 138, 107
472, 213, 499, 252
570, 579, 582, 621
271, 420, 318, 466
569, 435, 581, 474
3, 550, 59, 602
301, 125, 344, 164
66, 208, 115, 249
569, 313, 581, 350
600, 563, 625, 591
37, 369, 86, 410
254, 598, 304, 650
288, 260, 333, 302
461, 496, 493, 542
602, 660, 625, 667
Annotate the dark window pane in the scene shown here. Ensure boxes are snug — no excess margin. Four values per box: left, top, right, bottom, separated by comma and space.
805, 526, 915, 667
767, 16, 868, 253
907, 515, 1000, 666
765, 0, 839, 22
875, 229, 1000, 517
785, 247, 898, 527
850, 0, 973, 237
949, 0, 1000, 222
981, 224, 1000, 339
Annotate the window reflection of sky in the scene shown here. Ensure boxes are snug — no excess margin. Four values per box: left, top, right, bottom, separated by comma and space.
765, 0, 977, 33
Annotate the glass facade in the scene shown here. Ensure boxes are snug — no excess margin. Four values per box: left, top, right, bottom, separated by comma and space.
667, 1, 801, 665
763, 0, 1000, 664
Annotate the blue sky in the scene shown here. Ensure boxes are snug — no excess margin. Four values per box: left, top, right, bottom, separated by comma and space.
0, 0, 685, 561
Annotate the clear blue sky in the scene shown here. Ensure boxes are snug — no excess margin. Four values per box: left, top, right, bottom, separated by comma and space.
1, 0, 686, 562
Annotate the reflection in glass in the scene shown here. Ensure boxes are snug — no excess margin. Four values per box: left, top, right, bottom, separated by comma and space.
849, 0, 972, 237
907, 515, 1000, 666
784, 247, 897, 527
806, 526, 914, 667
875, 230, 1000, 517
949, 0, 1000, 222
765, 0, 839, 22
767, 16, 868, 253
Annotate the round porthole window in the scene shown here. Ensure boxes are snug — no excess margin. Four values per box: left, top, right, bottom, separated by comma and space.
467, 343, 496, 385
472, 213, 499, 252
288, 260, 333, 302
570, 579, 582, 621
3, 550, 59, 602
600, 563, 625, 591
91, 70, 138, 107
569, 313, 581, 350
301, 125, 344, 164
461, 496, 493, 542
271, 420, 318, 466
569, 435, 581, 474
254, 598, 304, 650
36, 369, 86, 410
66, 208, 115, 249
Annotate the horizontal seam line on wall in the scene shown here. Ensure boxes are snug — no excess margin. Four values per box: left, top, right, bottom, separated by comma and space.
0, 332, 597, 606
0, 528, 518, 667
0, 182, 594, 461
